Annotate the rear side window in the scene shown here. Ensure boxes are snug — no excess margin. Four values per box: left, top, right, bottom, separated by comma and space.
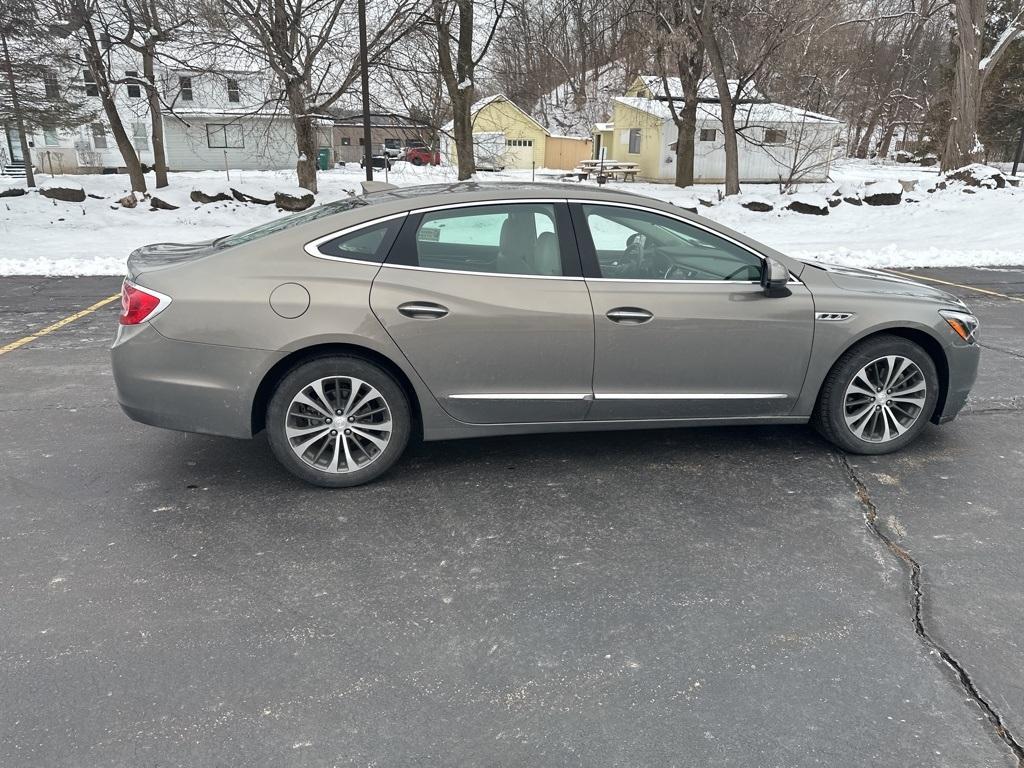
314, 218, 403, 263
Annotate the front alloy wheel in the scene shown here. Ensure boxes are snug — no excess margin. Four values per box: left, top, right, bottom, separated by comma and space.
814, 335, 939, 455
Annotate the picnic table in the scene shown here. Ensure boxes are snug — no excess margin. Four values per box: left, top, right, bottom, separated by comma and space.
569, 159, 640, 182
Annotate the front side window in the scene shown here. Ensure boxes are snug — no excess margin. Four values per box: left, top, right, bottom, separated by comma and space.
412, 204, 563, 277
206, 123, 244, 149
179, 76, 193, 102
628, 128, 641, 154
126, 70, 141, 98
582, 205, 762, 282
315, 219, 403, 262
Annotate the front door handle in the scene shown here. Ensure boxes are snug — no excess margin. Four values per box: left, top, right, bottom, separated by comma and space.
398, 301, 449, 319
606, 307, 653, 324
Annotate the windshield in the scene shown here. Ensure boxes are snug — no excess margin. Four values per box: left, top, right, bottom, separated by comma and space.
216, 197, 369, 248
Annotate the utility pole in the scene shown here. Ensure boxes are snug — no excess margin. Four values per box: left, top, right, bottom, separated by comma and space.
358, 0, 373, 182
1012, 125, 1024, 178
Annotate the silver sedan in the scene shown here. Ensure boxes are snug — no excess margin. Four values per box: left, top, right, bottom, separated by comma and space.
112, 182, 980, 486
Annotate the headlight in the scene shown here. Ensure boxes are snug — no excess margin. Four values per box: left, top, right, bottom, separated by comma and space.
939, 309, 979, 343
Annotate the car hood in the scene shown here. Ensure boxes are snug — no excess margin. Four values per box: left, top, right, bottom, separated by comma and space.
801, 261, 965, 307
127, 240, 220, 279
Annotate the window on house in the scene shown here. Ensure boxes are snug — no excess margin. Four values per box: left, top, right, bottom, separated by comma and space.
179, 76, 193, 102
206, 123, 244, 149
43, 127, 60, 146
505, 139, 533, 147
83, 70, 98, 97
100, 33, 111, 50
628, 128, 641, 154
763, 128, 788, 145
133, 123, 149, 151
91, 123, 108, 149
126, 70, 141, 98
227, 78, 240, 103
43, 71, 59, 99
699, 128, 717, 142
340, 137, 351, 146
358, 137, 365, 146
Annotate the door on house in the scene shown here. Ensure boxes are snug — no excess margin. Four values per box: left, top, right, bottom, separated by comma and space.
5, 127, 24, 163
504, 138, 534, 169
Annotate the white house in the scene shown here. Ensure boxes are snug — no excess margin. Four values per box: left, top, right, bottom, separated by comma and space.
593, 76, 845, 184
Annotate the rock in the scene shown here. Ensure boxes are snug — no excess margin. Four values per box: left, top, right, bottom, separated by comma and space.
962, 187, 977, 194
898, 179, 917, 192
118, 193, 139, 209
945, 164, 1006, 189
863, 180, 903, 206
0, 186, 26, 198
826, 195, 842, 208
40, 183, 86, 203
698, 195, 716, 208
150, 195, 180, 211
231, 187, 274, 205
916, 153, 938, 167
832, 182, 861, 205
190, 189, 232, 204
843, 195, 863, 205
783, 193, 829, 216
274, 188, 315, 212
740, 196, 773, 212
894, 150, 913, 163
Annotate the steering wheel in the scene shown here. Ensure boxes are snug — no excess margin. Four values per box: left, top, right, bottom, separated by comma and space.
663, 264, 691, 280
723, 265, 754, 281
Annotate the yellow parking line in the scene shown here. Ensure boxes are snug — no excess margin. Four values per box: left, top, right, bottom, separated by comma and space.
0, 294, 121, 356
884, 269, 1024, 303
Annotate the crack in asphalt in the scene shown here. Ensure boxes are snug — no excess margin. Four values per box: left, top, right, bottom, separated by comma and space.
979, 342, 1024, 361
838, 453, 1024, 767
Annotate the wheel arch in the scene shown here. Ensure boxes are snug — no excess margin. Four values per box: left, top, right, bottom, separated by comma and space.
251, 342, 423, 437
816, 325, 950, 424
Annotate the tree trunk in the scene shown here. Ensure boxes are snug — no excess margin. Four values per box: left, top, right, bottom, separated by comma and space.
81, 23, 147, 192
942, 0, 986, 171
674, 99, 698, 188
434, 0, 476, 181
287, 80, 318, 192
876, 113, 899, 159
698, 14, 739, 195
0, 33, 36, 187
855, 102, 884, 159
142, 47, 168, 188
451, 90, 475, 180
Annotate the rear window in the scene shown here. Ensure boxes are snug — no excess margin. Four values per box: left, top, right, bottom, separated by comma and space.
216, 197, 368, 248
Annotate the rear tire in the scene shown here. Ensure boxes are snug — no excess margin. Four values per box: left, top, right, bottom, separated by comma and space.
266, 356, 410, 487
813, 335, 939, 454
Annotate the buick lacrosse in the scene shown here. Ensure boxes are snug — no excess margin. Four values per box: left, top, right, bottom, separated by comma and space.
112, 182, 980, 486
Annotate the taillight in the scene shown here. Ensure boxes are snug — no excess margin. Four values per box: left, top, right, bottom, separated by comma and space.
119, 280, 170, 325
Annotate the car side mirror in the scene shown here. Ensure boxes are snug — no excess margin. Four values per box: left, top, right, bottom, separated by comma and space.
761, 257, 790, 296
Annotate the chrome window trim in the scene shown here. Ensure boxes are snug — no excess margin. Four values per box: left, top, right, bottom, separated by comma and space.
380, 262, 586, 281
303, 212, 408, 263
568, 198, 804, 286
447, 393, 591, 400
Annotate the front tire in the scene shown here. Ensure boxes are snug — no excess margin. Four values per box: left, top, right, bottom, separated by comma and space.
266, 356, 411, 487
814, 335, 939, 454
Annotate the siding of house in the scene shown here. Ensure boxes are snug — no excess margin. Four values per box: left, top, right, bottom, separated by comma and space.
163, 117, 298, 171
544, 135, 592, 169
609, 101, 666, 178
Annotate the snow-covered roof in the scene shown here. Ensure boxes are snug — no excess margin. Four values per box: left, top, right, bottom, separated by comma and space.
441, 94, 550, 135
632, 75, 763, 102
612, 97, 843, 127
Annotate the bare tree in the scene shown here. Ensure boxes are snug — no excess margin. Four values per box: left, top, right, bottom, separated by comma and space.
652, 5, 704, 188
943, 0, 1024, 169
428, 0, 506, 180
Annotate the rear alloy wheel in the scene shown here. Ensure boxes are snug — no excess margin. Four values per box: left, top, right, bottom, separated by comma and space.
267, 356, 410, 487
814, 335, 939, 454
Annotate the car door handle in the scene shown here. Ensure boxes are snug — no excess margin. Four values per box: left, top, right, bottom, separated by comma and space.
398, 302, 449, 319
606, 307, 653, 324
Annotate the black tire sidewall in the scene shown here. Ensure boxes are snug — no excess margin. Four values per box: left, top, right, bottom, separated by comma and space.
818, 336, 939, 454
266, 356, 411, 487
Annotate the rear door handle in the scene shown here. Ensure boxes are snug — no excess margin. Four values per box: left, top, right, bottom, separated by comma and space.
606, 307, 653, 324
398, 301, 449, 319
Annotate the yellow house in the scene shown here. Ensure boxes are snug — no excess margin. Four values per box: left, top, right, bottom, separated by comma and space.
600, 98, 674, 180
441, 94, 591, 171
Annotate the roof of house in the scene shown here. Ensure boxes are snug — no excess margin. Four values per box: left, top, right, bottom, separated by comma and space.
441, 94, 550, 135
632, 75, 764, 102
612, 96, 843, 127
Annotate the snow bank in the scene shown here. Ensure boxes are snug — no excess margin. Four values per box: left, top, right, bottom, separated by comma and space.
863, 179, 903, 196
38, 177, 84, 192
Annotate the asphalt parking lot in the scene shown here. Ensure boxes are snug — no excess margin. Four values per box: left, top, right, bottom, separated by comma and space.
1, 268, 1022, 767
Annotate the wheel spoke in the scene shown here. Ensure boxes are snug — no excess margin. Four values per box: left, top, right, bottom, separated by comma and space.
354, 419, 391, 433
346, 387, 382, 417
292, 392, 332, 419
286, 423, 331, 440
309, 379, 334, 413
325, 433, 342, 472
349, 425, 388, 450
843, 354, 926, 443
340, 433, 359, 472
293, 428, 331, 455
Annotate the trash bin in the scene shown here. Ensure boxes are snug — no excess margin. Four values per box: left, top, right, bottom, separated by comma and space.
317, 148, 331, 171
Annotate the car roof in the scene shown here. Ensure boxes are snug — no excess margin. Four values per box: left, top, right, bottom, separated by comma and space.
362, 181, 663, 209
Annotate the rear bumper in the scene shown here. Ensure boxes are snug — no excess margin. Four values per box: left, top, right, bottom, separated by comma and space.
111, 324, 277, 439
933, 341, 980, 424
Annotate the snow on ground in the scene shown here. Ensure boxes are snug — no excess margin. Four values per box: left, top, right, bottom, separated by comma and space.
0, 158, 1021, 275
